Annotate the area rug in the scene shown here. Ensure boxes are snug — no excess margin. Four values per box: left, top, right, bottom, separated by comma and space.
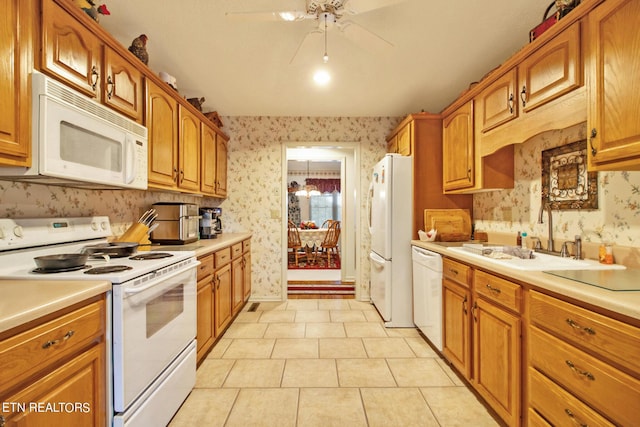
288, 253, 341, 270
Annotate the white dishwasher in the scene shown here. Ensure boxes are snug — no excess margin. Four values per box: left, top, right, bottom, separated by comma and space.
412, 246, 443, 351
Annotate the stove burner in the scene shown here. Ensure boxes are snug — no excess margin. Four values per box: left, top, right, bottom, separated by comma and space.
84, 265, 133, 274
129, 252, 175, 260
32, 265, 91, 274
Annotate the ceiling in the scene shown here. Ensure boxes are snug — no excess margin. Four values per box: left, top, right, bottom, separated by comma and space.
100, 0, 554, 117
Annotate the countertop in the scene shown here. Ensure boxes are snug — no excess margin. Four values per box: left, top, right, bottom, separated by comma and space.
0, 280, 111, 335
412, 240, 640, 323
148, 232, 252, 257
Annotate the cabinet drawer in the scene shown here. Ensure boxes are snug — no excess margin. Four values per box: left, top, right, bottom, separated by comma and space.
527, 408, 552, 427
529, 327, 640, 426
529, 367, 615, 427
197, 254, 214, 280
474, 270, 521, 312
530, 290, 640, 374
443, 258, 470, 288
231, 243, 243, 259
214, 247, 231, 268
242, 239, 251, 252
0, 299, 105, 393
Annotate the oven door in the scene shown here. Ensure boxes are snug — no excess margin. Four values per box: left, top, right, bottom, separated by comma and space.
112, 262, 197, 412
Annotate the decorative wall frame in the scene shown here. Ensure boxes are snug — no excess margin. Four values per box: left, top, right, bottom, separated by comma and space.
541, 140, 598, 210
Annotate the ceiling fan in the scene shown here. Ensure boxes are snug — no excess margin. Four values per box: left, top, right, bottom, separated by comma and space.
226, 0, 408, 63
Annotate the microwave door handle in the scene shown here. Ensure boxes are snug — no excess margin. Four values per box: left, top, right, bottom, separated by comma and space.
124, 137, 136, 184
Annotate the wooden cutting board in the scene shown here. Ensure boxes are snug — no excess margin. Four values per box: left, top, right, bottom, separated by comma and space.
424, 209, 472, 241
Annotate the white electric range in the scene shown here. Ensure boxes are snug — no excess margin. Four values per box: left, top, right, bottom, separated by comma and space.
0, 216, 199, 427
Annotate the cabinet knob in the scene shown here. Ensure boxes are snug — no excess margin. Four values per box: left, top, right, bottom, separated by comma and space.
508, 93, 514, 114
520, 85, 527, 107
91, 66, 99, 91
589, 128, 598, 156
106, 75, 114, 99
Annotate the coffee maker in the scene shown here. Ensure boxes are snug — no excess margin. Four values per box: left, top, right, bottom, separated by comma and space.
199, 207, 222, 239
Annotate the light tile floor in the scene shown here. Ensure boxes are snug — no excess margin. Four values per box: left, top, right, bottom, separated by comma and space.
169, 299, 499, 427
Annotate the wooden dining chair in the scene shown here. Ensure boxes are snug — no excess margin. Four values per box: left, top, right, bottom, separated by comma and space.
287, 220, 306, 266
316, 220, 340, 265
321, 219, 335, 229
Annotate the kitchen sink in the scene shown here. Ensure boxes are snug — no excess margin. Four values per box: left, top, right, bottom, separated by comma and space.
446, 246, 626, 271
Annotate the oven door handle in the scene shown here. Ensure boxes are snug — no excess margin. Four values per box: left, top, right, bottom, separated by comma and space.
123, 261, 199, 296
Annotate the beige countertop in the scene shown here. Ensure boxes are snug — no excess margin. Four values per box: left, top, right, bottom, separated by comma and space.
148, 232, 252, 257
0, 280, 111, 335
412, 240, 640, 323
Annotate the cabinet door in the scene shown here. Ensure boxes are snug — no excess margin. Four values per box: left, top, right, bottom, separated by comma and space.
103, 46, 143, 122
0, 0, 33, 166
396, 123, 412, 156
231, 256, 244, 316
200, 124, 217, 195
519, 22, 581, 113
443, 101, 474, 191
146, 80, 178, 189
1, 344, 105, 427
443, 279, 471, 379
215, 134, 228, 197
41, 0, 101, 99
243, 251, 252, 302
386, 134, 398, 153
587, 0, 640, 171
473, 297, 521, 427
178, 106, 201, 192
477, 68, 518, 133
196, 276, 214, 363
214, 263, 233, 334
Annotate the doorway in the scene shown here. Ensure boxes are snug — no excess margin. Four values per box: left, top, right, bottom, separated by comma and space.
282, 145, 360, 299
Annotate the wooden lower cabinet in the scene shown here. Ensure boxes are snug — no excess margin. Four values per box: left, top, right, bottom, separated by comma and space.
528, 290, 640, 426
442, 259, 522, 426
0, 296, 107, 427
472, 297, 521, 427
214, 262, 232, 335
231, 244, 244, 316
242, 249, 252, 302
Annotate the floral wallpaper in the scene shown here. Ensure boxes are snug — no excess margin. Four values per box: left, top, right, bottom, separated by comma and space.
473, 123, 640, 247
0, 116, 397, 301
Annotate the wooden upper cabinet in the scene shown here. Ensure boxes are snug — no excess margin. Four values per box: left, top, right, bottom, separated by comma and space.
103, 46, 143, 122
587, 0, 640, 171
178, 105, 201, 192
200, 123, 217, 195
477, 69, 518, 133
0, 0, 34, 167
443, 101, 474, 191
41, 0, 102, 99
386, 121, 412, 155
519, 22, 581, 113
147, 79, 178, 189
215, 134, 228, 197
41, 0, 143, 122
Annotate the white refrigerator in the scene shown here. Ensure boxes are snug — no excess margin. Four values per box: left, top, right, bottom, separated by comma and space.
368, 154, 414, 327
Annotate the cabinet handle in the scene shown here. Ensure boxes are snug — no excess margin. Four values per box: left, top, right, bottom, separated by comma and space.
179, 170, 184, 184
172, 168, 178, 183
589, 128, 598, 156
462, 295, 468, 315
449, 268, 459, 276
106, 75, 115, 99
565, 318, 596, 335
91, 66, 99, 91
520, 85, 527, 107
565, 360, 595, 381
472, 301, 478, 322
508, 93, 514, 114
0, 414, 5, 427
564, 408, 588, 427
486, 284, 501, 294
42, 330, 75, 349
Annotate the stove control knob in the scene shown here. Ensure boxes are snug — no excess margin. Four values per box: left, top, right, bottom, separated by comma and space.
0, 228, 5, 239
91, 222, 99, 231
101, 221, 108, 231
13, 225, 24, 238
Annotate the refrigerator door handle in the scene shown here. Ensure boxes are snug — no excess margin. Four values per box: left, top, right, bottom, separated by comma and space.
369, 251, 386, 267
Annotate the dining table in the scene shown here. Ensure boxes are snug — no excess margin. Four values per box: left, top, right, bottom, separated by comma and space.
297, 228, 328, 249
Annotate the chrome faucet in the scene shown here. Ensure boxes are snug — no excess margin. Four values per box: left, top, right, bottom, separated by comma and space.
537, 200, 554, 252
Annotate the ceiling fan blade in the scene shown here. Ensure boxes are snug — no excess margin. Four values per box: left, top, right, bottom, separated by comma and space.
225, 10, 313, 22
337, 20, 394, 52
289, 30, 323, 64
343, 0, 408, 14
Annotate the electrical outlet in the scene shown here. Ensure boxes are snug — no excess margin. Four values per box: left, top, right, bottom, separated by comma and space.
270, 209, 280, 219
502, 207, 512, 222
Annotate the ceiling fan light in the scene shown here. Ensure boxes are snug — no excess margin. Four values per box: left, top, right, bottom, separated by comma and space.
323, 53, 329, 63
313, 69, 331, 85
279, 11, 298, 21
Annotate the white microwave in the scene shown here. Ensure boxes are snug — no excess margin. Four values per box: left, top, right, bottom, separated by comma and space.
0, 71, 148, 189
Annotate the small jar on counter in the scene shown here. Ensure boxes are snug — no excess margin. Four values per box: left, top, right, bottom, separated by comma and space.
599, 242, 614, 264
